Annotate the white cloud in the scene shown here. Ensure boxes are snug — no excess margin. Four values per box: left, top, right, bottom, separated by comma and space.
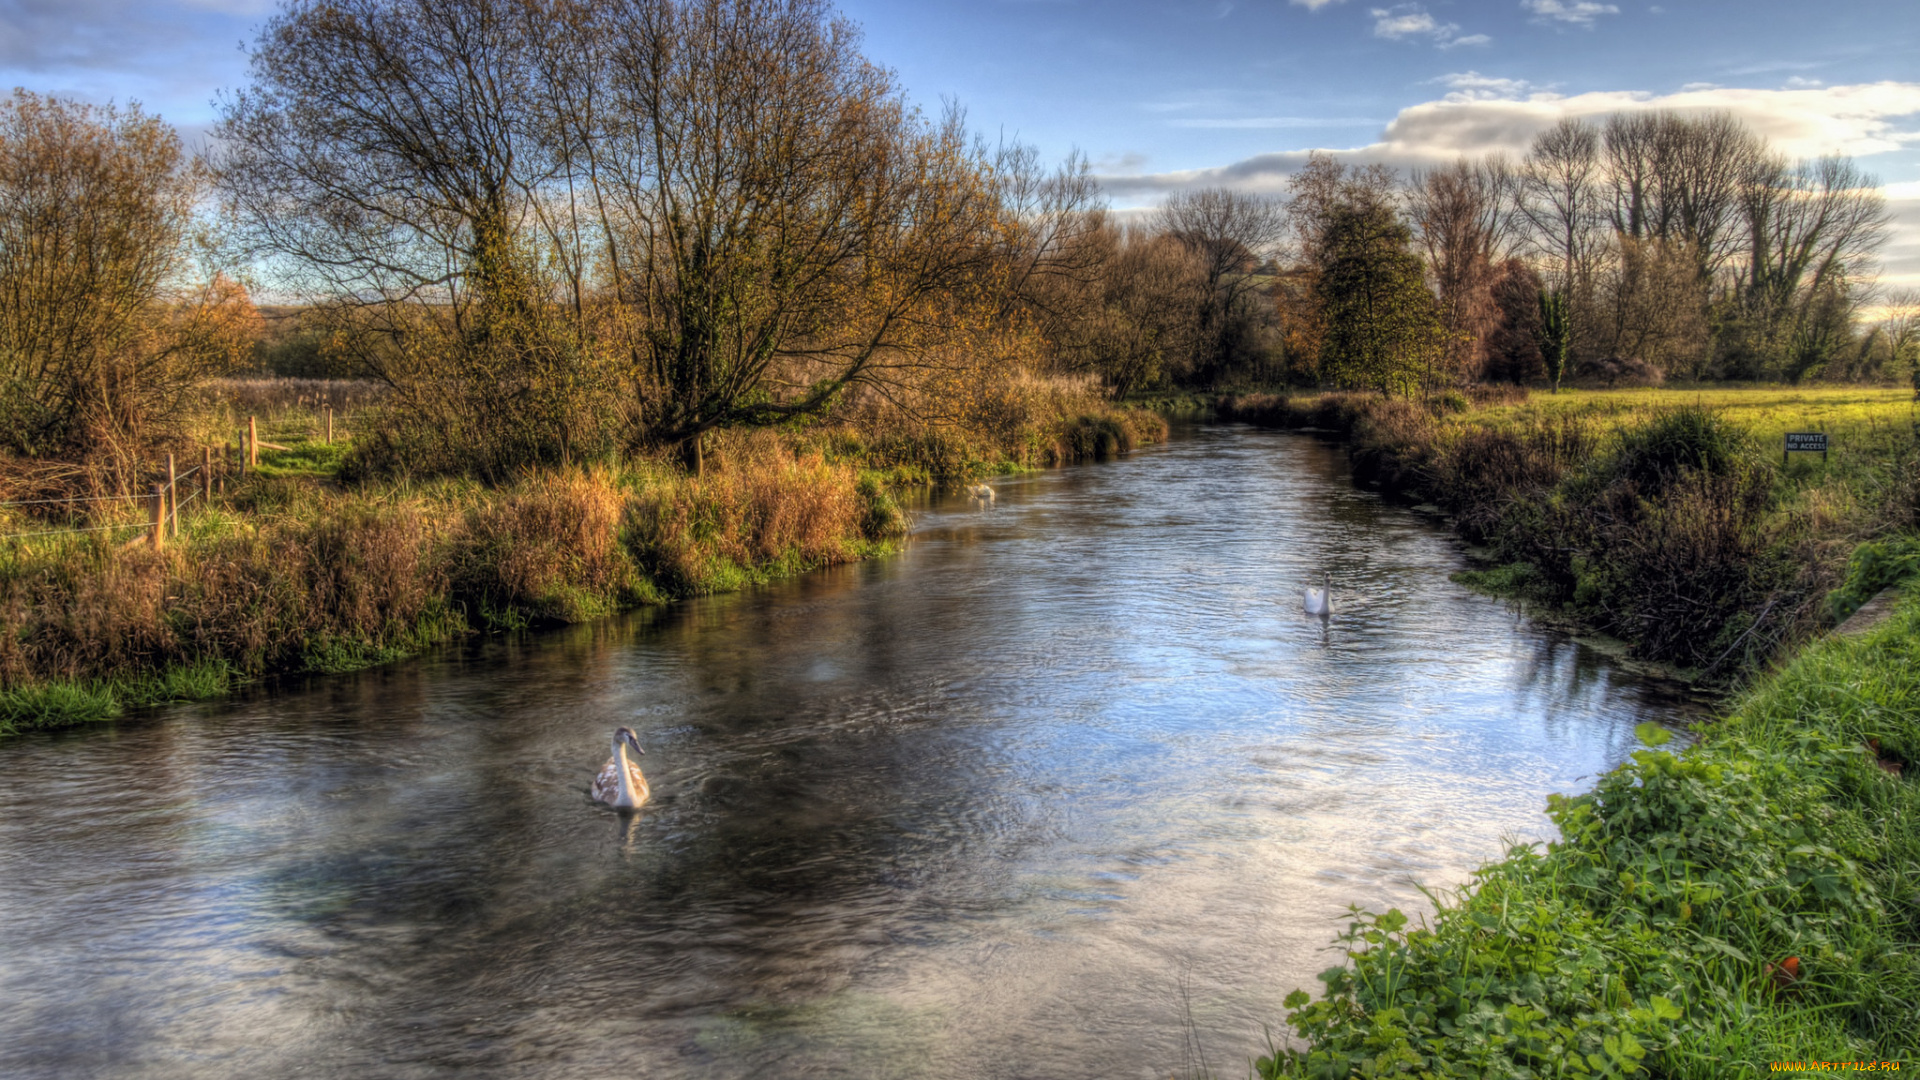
1373, 7, 1445, 38
1681, 82, 1721, 92
1371, 4, 1486, 48
1432, 71, 1542, 101
1289, 0, 1349, 9
1785, 76, 1825, 89
1522, 0, 1621, 28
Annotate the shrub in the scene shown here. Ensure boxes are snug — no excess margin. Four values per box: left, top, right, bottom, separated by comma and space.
451, 469, 637, 623
624, 435, 872, 596
1605, 405, 1749, 495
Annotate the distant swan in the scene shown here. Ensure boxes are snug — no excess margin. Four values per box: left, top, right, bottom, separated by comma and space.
967, 483, 994, 503
593, 727, 650, 809
1304, 572, 1332, 617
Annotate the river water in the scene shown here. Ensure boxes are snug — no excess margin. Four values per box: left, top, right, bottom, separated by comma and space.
0, 426, 1692, 1080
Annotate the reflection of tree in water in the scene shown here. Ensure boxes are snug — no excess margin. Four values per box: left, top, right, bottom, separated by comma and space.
1505, 634, 1701, 758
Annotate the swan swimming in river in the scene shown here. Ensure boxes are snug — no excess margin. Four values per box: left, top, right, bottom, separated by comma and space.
967, 482, 994, 503
593, 727, 650, 809
1304, 572, 1332, 617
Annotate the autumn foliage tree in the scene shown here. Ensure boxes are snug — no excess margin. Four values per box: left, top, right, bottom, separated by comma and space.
0, 91, 251, 477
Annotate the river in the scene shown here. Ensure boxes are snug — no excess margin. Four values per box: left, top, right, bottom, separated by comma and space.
0, 425, 1693, 1079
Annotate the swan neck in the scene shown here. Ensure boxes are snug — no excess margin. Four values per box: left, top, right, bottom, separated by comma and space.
613, 741, 634, 805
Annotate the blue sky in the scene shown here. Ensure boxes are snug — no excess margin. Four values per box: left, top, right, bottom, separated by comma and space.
4, 0, 1918, 283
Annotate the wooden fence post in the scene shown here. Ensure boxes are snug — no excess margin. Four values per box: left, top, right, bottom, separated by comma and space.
167, 452, 179, 538
203, 446, 214, 503
149, 485, 166, 550
248, 416, 259, 468
325, 406, 333, 445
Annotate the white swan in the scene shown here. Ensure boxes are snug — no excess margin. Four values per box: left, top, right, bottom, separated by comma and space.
1304, 571, 1332, 617
967, 483, 994, 503
592, 727, 650, 809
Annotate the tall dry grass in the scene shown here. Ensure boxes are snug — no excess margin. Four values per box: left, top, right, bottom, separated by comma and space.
0, 445, 904, 730
627, 431, 895, 595
838, 371, 1169, 482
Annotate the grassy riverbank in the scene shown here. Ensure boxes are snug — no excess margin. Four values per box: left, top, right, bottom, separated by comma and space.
1262, 581, 1920, 1077
1219, 386, 1919, 681
0, 439, 904, 734
0, 379, 1167, 736
1226, 386, 1920, 1074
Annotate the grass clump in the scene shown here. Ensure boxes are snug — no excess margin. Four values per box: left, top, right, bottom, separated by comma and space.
0, 659, 236, 736
1263, 594, 1920, 1077
1827, 536, 1920, 622
0, 681, 118, 734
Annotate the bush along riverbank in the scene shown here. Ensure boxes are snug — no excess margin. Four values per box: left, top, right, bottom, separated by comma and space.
0, 387, 1167, 737
0, 436, 900, 734
1261, 580, 1920, 1076
1218, 387, 1920, 683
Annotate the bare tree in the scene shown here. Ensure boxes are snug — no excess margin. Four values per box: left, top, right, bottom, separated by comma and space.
1286, 153, 1400, 271
1156, 186, 1287, 384
215, 0, 607, 475
1879, 288, 1920, 396
219, 0, 1006, 474
1602, 111, 1759, 277
1407, 156, 1517, 382
1591, 235, 1709, 378
1519, 118, 1605, 293
552, 0, 1006, 469
1517, 119, 1605, 389
984, 142, 1115, 379
1730, 154, 1890, 380
0, 91, 240, 473
1069, 222, 1206, 397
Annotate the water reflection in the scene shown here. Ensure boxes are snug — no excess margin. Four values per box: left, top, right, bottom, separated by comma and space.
0, 426, 1696, 1079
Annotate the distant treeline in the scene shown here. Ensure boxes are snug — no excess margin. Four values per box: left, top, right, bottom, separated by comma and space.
3, 0, 1914, 489
1021, 113, 1909, 398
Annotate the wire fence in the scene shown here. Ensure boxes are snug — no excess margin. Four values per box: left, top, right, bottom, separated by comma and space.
0, 410, 355, 546
1, 464, 209, 545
